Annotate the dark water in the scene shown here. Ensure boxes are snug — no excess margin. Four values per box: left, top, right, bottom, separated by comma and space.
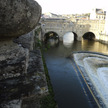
44, 40, 108, 108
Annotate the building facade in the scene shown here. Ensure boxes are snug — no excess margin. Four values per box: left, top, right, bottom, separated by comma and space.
90, 8, 106, 20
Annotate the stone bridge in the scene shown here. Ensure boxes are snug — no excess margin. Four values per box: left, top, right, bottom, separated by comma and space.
41, 18, 105, 41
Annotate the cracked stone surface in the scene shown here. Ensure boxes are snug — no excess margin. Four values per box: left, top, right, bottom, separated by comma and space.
0, 49, 48, 108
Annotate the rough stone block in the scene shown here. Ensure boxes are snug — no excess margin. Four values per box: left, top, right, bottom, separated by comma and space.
0, 0, 41, 38
14, 30, 35, 50
0, 40, 29, 80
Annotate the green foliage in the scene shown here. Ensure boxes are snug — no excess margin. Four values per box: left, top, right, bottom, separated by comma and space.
45, 43, 51, 50
36, 39, 42, 47
34, 27, 56, 107
40, 49, 57, 108
40, 94, 56, 108
35, 27, 41, 36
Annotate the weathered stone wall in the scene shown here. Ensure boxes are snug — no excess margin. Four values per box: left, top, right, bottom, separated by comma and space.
0, 25, 49, 108
0, 0, 41, 80
0, 41, 29, 80
14, 29, 35, 50
0, 1, 49, 108
14, 24, 42, 50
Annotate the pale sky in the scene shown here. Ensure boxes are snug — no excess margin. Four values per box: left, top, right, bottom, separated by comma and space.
35, 0, 108, 14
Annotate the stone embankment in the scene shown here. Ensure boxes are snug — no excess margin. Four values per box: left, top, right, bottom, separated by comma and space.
73, 52, 108, 108
0, 0, 48, 108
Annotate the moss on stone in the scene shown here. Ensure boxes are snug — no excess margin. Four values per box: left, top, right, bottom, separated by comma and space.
40, 48, 57, 108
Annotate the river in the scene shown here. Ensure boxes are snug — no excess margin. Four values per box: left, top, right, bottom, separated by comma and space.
44, 40, 108, 108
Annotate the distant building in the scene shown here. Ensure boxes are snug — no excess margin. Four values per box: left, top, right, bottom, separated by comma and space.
104, 11, 108, 34
41, 12, 63, 19
41, 12, 52, 18
90, 8, 106, 20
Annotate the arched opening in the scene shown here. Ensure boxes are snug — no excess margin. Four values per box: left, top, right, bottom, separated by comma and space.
44, 31, 59, 46
82, 32, 95, 40
63, 32, 78, 42
72, 32, 78, 41
63, 32, 76, 48
63, 32, 74, 43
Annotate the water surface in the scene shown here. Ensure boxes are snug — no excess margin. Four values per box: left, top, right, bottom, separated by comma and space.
44, 40, 108, 108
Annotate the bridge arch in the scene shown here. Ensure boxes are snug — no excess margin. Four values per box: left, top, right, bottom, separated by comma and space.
82, 32, 95, 40
63, 31, 78, 41
44, 31, 59, 41
72, 32, 78, 41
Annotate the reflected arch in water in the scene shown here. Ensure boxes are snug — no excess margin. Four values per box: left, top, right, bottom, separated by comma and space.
82, 32, 95, 40
63, 42, 74, 48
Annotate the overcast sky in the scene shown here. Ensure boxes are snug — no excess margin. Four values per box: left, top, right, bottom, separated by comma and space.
36, 0, 108, 14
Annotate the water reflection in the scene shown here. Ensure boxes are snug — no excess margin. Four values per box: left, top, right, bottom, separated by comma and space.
45, 40, 108, 58
44, 40, 108, 108
82, 39, 108, 55
47, 38, 74, 48
63, 42, 74, 48
47, 38, 59, 46
45, 39, 108, 56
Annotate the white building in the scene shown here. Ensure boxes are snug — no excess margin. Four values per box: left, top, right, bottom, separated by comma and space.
104, 11, 108, 35
90, 8, 106, 20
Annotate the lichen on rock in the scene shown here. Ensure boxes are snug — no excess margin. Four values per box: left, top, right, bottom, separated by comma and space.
0, 0, 41, 38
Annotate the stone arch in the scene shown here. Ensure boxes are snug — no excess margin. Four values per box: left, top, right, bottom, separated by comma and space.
63, 31, 78, 41
82, 32, 95, 40
72, 32, 78, 41
44, 31, 59, 42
